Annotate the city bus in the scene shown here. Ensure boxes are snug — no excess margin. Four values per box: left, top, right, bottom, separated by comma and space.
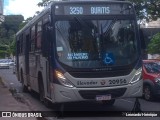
16, 0, 142, 108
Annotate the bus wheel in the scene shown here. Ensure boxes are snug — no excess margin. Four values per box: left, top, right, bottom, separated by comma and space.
53, 103, 64, 117
21, 70, 28, 92
143, 85, 154, 101
102, 99, 115, 106
38, 74, 52, 108
44, 98, 53, 108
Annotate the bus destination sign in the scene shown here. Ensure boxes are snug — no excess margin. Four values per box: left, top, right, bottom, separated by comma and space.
65, 6, 110, 15
55, 4, 133, 15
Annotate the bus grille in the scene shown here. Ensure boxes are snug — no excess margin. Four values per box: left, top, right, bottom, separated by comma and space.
79, 88, 127, 99
69, 70, 131, 78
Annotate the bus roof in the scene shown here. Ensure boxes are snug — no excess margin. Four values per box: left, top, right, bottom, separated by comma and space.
16, 3, 52, 36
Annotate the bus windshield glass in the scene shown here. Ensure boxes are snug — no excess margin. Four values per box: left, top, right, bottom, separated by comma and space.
55, 19, 138, 68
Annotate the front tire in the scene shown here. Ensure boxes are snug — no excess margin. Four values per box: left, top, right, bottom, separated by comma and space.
53, 103, 65, 117
143, 85, 154, 101
38, 74, 45, 102
38, 74, 52, 108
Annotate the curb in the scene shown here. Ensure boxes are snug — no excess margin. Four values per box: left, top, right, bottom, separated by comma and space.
0, 76, 51, 120
0, 77, 7, 88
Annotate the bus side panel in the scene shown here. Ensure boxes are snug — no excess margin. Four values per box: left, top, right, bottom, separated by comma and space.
29, 53, 37, 91
28, 53, 51, 100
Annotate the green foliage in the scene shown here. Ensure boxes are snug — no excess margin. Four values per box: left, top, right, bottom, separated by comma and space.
19, 17, 33, 30
10, 37, 16, 56
38, 0, 70, 7
147, 32, 160, 54
3, 15, 24, 33
38, 0, 51, 7
129, 0, 160, 21
0, 45, 7, 51
0, 15, 24, 58
0, 50, 6, 58
0, 45, 9, 58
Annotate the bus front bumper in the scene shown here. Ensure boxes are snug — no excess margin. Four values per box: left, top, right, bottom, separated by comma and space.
51, 80, 142, 103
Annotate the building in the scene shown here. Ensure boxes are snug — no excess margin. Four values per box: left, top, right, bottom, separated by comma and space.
0, 0, 4, 23
145, 19, 160, 28
141, 19, 160, 45
0, 0, 3, 15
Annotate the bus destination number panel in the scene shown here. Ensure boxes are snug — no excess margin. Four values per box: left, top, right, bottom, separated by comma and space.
54, 4, 134, 15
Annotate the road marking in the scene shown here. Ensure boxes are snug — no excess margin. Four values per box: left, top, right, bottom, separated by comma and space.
119, 99, 134, 103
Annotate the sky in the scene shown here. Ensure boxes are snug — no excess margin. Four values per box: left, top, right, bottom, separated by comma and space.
4, 0, 43, 20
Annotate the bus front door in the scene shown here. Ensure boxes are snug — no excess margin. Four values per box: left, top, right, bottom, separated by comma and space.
42, 23, 52, 99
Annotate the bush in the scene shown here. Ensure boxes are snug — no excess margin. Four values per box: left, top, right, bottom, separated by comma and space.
0, 50, 7, 58
147, 32, 160, 54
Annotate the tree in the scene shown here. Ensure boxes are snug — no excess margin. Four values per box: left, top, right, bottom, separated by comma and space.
38, 0, 52, 7
147, 32, 160, 54
129, 0, 160, 22
9, 36, 16, 56
19, 17, 33, 30
38, 0, 70, 7
3, 15, 24, 33
38, 0, 160, 22
0, 15, 24, 58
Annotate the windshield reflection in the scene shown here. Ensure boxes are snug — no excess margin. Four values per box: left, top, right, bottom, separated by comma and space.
55, 19, 138, 68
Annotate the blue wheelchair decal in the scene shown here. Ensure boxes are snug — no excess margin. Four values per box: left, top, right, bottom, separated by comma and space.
103, 53, 115, 65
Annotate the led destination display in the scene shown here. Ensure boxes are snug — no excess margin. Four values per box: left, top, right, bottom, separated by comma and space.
55, 4, 134, 15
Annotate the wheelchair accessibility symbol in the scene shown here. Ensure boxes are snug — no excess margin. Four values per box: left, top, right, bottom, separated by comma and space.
104, 53, 115, 65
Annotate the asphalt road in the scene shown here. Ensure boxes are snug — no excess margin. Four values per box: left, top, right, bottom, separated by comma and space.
0, 68, 160, 120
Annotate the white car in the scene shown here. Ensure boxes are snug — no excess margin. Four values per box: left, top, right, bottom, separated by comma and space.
0, 59, 10, 69
8, 59, 14, 66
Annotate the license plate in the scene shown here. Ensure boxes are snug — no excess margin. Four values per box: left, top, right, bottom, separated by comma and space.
96, 95, 111, 101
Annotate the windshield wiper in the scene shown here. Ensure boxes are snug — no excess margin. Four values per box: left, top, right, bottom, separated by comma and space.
103, 18, 116, 37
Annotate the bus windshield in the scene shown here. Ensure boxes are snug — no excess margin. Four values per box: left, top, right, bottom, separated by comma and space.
55, 18, 138, 68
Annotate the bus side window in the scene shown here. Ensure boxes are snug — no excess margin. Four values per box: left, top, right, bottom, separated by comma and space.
42, 23, 50, 57
36, 21, 42, 51
19, 34, 23, 55
31, 26, 36, 52
16, 40, 20, 55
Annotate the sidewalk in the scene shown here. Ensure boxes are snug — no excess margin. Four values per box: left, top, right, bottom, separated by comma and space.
0, 77, 37, 120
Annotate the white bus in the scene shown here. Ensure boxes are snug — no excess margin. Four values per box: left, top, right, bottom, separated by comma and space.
16, 0, 142, 108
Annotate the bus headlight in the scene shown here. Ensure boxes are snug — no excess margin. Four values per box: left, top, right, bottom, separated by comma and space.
55, 70, 74, 88
130, 68, 142, 84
